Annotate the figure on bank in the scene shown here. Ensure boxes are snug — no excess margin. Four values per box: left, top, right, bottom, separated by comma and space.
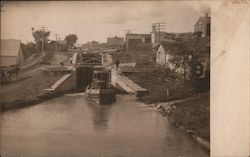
115, 59, 120, 70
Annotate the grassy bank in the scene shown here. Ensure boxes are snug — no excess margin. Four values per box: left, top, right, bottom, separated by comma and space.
167, 93, 210, 142
0, 71, 64, 111
0, 51, 72, 111
126, 65, 194, 104
126, 64, 210, 143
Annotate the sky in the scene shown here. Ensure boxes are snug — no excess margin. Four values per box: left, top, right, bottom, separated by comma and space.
1, 1, 210, 44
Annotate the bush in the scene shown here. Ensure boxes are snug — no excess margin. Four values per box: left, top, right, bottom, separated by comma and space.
21, 42, 40, 59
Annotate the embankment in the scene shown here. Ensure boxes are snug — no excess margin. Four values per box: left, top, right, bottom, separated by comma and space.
0, 70, 76, 111
160, 93, 210, 145
126, 65, 210, 149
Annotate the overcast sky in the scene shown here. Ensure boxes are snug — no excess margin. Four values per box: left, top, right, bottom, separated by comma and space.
1, 1, 210, 44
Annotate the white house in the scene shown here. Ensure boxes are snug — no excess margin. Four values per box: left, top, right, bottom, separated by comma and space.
156, 42, 184, 69
156, 38, 210, 77
194, 13, 211, 37
0, 39, 24, 67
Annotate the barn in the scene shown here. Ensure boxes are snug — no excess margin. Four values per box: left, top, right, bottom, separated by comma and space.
0, 39, 24, 67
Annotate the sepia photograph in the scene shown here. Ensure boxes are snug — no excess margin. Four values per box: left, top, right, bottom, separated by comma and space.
3, 1, 244, 157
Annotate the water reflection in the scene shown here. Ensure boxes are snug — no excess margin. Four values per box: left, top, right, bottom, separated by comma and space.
86, 99, 112, 131
0, 95, 209, 157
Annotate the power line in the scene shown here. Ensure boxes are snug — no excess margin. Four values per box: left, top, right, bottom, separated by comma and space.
152, 23, 166, 44
124, 30, 133, 35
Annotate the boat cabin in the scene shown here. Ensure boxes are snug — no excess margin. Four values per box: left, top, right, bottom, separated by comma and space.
92, 69, 111, 89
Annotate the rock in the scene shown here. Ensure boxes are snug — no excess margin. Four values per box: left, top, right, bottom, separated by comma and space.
186, 129, 195, 134
161, 112, 168, 117
169, 118, 175, 123
196, 137, 210, 150
156, 104, 163, 109
179, 125, 186, 131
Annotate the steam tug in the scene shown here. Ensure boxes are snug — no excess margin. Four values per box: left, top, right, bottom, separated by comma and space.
85, 66, 116, 105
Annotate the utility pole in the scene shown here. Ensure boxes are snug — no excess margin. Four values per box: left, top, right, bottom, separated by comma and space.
54, 33, 59, 53
124, 30, 132, 35
39, 26, 48, 53
124, 30, 133, 53
152, 23, 166, 44
1, 1, 6, 12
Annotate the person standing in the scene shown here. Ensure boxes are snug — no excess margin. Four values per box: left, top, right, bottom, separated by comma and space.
115, 59, 120, 69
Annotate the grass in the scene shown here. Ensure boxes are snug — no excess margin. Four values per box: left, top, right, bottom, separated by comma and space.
126, 65, 194, 104
125, 64, 210, 142
0, 70, 64, 111
167, 93, 210, 141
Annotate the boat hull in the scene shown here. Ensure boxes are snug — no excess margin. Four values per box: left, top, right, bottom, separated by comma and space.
85, 87, 116, 105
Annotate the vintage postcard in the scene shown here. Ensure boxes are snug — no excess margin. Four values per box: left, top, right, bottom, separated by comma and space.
0, 1, 249, 157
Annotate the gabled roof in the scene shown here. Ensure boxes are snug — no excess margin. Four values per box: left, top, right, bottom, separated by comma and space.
195, 15, 210, 26
57, 40, 67, 45
107, 36, 125, 46
158, 37, 210, 55
1, 39, 22, 57
159, 42, 184, 55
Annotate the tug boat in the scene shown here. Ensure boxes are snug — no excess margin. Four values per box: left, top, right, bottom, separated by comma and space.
85, 66, 116, 105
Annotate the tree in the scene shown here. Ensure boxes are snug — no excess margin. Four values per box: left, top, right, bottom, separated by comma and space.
21, 42, 40, 59
65, 34, 78, 47
31, 27, 50, 52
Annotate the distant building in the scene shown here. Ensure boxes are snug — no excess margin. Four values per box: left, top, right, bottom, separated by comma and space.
156, 39, 210, 68
151, 31, 187, 45
81, 41, 106, 52
107, 36, 125, 50
151, 31, 167, 44
156, 42, 182, 67
48, 40, 67, 52
125, 33, 151, 50
0, 39, 24, 67
194, 13, 211, 37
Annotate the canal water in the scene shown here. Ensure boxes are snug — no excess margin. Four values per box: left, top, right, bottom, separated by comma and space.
0, 95, 209, 157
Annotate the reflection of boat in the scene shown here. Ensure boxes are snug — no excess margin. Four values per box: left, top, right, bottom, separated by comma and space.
85, 66, 116, 105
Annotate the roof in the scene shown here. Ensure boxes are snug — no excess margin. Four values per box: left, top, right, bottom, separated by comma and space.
195, 15, 211, 26
127, 33, 151, 36
126, 33, 151, 38
1, 39, 22, 57
158, 38, 210, 55
107, 36, 125, 46
152, 31, 167, 35
159, 42, 184, 55
57, 40, 67, 45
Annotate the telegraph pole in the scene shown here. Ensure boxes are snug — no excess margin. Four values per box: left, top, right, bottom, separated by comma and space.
39, 26, 48, 53
124, 30, 133, 53
1, 1, 6, 12
54, 33, 59, 52
152, 23, 166, 44
124, 30, 132, 35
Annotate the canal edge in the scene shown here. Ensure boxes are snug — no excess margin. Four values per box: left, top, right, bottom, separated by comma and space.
151, 97, 210, 151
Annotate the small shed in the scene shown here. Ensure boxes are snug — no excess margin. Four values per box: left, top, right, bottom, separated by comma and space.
0, 39, 24, 67
107, 36, 125, 50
